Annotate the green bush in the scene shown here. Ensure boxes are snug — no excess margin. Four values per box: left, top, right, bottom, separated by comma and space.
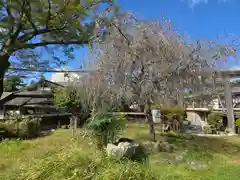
207, 112, 224, 132
54, 87, 82, 113
2, 120, 20, 137
203, 125, 213, 134
86, 111, 126, 149
0, 117, 41, 139
160, 107, 186, 123
19, 118, 41, 138
236, 118, 240, 127
54, 87, 91, 125
26, 84, 38, 91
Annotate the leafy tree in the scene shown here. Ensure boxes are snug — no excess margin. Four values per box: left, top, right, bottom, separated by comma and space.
26, 80, 38, 91
54, 87, 82, 113
38, 75, 46, 87
4, 75, 25, 92
0, 0, 114, 97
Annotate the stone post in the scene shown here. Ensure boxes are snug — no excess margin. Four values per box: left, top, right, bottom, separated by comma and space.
223, 74, 236, 134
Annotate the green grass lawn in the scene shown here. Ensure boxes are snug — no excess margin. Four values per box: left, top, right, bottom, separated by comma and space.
0, 123, 240, 180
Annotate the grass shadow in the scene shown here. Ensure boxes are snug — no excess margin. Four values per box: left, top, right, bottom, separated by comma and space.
124, 124, 240, 163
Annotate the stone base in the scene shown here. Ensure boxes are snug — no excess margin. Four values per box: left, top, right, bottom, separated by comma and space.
196, 133, 238, 137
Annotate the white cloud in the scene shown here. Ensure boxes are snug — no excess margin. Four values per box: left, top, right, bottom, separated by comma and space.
182, 0, 229, 8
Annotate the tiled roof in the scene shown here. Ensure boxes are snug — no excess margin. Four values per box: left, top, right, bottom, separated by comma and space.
0, 92, 13, 100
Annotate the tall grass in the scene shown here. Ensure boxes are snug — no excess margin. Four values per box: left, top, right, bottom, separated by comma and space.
0, 124, 240, 180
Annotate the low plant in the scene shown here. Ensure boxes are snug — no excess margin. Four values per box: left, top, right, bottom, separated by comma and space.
0, 117, 41, 139
19, 118, 41, 138
54, 87, 82, 113
25, 84, 38, 91
236, 118, 240, 134
203, 125, 213, 134
160, 107, 186, 123
236, 118, 240, 127
207, 112, 224, 133
53, 87, 91, 125
86, 111, 126, 149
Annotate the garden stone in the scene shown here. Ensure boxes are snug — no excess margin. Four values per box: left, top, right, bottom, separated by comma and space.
161, 158, 174, 164
175, 150, 188, 163
118, 142, 137, 158
160, 158, 181, 165
106, 143, 123, 159
175, 154, 184, 163
141, 141, 173, 153
153, 141, 161, 153
156, 150, 188, 166
106, 139, 147, 161
141, 141, 154, 151
142, 141, 160, 153
185, 161, 209, 169
159, 141, 173, 153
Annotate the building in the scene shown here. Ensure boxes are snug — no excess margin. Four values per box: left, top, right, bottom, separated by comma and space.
0, 80, 71, 128
50, 68, 90, 84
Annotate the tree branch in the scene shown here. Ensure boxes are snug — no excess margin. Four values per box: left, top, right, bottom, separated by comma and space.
17, 26, 66, 43
24, 1, 38, 33
3, 1, 25, 49
15, 39, 89, 49
6, 3, 14, 35
46, 0, 52, 28
17, 0, 101, 43
111, 21, 131, 45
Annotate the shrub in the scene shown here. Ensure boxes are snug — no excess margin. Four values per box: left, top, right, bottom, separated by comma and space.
207, 112, 224, 133
54, 87, 91, 125
26, 84, 38, 91
236, 119, 240, 134
160, 107, 186, 123
0, 117, 41, 139
86, 111, 126, 149
19, 118, 41, 138
150, 106, 185, 132
54, 87, 82, 113
203, 125, 213, 134
236, 118, 240, 127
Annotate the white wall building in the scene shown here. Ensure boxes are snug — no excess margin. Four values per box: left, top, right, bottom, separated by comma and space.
50, 68, 89, 83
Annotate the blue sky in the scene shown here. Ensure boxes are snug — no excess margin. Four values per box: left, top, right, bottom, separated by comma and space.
45, 0, 240, 80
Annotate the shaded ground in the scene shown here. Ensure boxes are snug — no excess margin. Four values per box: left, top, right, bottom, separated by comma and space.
0, 123, 240, 180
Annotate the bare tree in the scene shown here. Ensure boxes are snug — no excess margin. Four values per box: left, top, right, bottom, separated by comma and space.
84, 14, 196, 141
69, 12, 238, 140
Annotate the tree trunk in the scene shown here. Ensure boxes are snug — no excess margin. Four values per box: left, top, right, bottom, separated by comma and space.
0, 71, 4, 99
0, 55, 10, 98
144, 101, 156, 142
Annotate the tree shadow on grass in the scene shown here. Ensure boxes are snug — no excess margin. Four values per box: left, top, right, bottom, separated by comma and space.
124, 123, 240, 163
162, 133, 240, 161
